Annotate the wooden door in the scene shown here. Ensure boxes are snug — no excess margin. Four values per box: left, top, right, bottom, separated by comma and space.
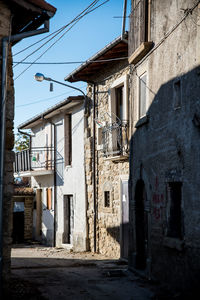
63, 195, 74, 244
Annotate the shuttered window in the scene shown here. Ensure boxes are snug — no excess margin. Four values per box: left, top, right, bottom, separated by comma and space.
139, 73, 147, 118
64, 114, 72, 166
46, 188, 52, 210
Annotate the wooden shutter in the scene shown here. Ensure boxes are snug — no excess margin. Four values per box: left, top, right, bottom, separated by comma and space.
64, 114, 72, 166
129, 0, 148, 54
46, 188, 52, 210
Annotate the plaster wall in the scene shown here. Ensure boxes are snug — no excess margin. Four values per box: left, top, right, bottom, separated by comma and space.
129, 0, 200, 290
30, 105, 86, 250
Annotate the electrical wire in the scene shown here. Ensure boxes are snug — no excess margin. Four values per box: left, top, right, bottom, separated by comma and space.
14, 0, 110, 80
13, 0, 101, 57
13, 57, 128, 65
13, 0, 101, 67
16, 85, 87, 108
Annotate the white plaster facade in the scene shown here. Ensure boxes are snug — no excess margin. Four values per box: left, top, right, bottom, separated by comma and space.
17, 97, 87, 251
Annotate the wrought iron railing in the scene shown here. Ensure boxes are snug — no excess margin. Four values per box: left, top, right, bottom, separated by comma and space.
14, 147, 54, 173
102, 121, 129, 157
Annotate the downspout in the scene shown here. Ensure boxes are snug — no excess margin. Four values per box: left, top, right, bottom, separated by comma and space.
92, 84, 97, 252
52, 122, 57, 248
0, 19, 50, 287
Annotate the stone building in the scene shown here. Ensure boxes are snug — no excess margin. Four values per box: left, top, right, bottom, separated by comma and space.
0, 0, 56, 291
128, 0, 200, 292
65, 35, 130, 258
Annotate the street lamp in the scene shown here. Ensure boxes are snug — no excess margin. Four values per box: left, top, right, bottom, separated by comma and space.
34, 73, 86, 98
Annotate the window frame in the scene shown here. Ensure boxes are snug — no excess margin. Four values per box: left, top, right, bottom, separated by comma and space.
109, 74, 129, 123
136, 64, 148, 121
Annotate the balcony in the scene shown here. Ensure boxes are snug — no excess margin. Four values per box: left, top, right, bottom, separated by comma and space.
14, 147, 54, 177
102, 121, 129, 160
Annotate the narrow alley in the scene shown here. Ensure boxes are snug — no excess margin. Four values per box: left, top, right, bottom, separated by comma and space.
9, 244, 158, 300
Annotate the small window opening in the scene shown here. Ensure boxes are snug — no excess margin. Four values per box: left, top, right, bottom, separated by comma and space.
139, 73, 147, 118
174, 80, 181, 109
167, 182, 183, 239
104, 191, 110, 208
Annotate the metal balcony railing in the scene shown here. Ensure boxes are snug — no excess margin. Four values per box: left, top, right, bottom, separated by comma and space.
102, 121, 129, 157
14, 147, 54, 173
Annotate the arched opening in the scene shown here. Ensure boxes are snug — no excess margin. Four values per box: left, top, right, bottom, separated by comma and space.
135, 179, 147, 270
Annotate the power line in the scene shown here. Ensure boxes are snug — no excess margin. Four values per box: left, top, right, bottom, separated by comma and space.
14, 0, 110, 80
16, 85, 86, 108
13, 0, 100, 58
13, 0, 101, 67
13, 57, 128, 65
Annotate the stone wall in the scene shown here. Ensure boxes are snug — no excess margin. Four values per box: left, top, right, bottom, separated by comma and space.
128, 0, 200, 291
0, 0, 14, 286
85, 62, 130, 257
24, 197, 33, 240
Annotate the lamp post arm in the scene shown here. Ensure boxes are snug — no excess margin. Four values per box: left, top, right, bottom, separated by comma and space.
43, 76, 86, 97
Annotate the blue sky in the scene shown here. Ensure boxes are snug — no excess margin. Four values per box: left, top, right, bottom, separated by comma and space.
13, 0, 130, 133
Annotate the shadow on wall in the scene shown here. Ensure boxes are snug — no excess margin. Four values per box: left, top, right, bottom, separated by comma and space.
129, 66, 200, 291
56, 150, 64, 186
41, 202, 54, 246
107, 226, 120, 244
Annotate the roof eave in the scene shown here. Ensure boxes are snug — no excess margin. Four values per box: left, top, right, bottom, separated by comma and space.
18, 96, 84, 130
64, 33, 128, 83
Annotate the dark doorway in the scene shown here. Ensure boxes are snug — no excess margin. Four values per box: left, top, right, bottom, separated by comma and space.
121, 180, 129, 259
135, 180, 147, 270
13, 202, 24, 243
63, 195, 74, 244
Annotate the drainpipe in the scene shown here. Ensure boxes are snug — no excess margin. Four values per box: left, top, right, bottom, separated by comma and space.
92, 84, 97, 252
51, 122, 57, 248
0, 18, 50, 290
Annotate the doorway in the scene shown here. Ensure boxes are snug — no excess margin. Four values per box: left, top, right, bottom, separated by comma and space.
13, 201, 24, 243
63, 195, 74, 244
135, 180, 148, 270
121, 179, 129, 259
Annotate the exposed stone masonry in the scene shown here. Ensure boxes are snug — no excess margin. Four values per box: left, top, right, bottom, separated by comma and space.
85, 62, 130, 257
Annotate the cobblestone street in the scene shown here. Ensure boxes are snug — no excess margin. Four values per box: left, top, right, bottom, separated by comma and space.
7, 244, 159, 300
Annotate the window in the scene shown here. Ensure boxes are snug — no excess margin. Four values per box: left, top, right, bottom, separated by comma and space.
115, 86, 124, 122
104, 191, 110, 208
173, 79, 181, 109
64, 114, 72, 166
129, 0, 153, 64
167, 182, 183, 239
139, 73, 147, 118
103, 75, 129, 156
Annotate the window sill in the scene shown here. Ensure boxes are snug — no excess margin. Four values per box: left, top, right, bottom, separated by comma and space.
128, 41, 154, 65
104, 154, 129, 162
163, 237, 184, 251
135, 115, 149, 128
